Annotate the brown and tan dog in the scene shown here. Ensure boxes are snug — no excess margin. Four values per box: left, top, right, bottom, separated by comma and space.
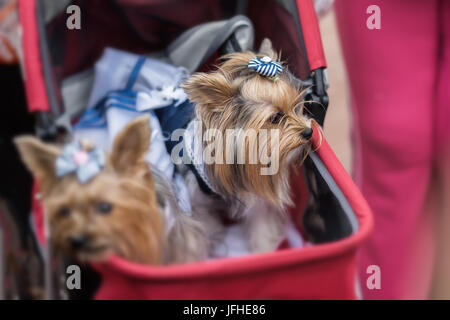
182, 39, 313, 253
15, 116, 207, 265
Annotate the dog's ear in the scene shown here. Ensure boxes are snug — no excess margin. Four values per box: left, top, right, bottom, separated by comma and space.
182, 72, 232, 110
259, 38, 277, 60
14, 136, 60, 186
110, 115, 151, 173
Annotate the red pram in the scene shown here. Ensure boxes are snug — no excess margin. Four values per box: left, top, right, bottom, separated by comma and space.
17, 0, 373, 299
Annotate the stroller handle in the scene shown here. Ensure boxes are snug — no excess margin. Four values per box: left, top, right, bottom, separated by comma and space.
296, 0, 329, 126
296, 0, 327, 71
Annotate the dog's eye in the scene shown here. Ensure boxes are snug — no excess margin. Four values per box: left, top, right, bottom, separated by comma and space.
95, 202, 113, 215
270, 111, 284, 124
58, 206, 71, 218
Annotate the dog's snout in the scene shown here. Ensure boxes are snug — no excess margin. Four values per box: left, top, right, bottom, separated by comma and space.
301, 127, 313, 140
70, 235, 89, 249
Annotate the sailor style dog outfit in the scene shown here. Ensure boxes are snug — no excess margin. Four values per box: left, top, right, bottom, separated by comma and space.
74, 48, 193, 215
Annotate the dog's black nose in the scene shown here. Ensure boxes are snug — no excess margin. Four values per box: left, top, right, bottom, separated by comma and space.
301, 127, 313, 140
70, 235, 89, 249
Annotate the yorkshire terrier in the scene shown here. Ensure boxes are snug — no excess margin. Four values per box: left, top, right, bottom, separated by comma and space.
15, 115, 207, 265
182, 38, 313, 253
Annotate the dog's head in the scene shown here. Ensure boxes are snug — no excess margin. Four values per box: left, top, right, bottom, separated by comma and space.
183, 39, 312, 207
15, 116, 164, 264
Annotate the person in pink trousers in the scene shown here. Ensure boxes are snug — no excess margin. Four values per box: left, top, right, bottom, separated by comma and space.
335, 0, 450, 299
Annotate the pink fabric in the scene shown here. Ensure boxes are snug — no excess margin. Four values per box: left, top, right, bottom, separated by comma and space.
435, 1, 450, 159
335, 0, 450, 299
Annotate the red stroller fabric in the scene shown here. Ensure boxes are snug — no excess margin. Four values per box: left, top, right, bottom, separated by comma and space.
18, 0, 373, 299
91, 126, 373, 300
28, 126, 373, 299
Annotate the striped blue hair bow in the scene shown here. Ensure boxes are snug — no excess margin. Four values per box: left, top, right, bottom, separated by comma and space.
248, 56, 283, 79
